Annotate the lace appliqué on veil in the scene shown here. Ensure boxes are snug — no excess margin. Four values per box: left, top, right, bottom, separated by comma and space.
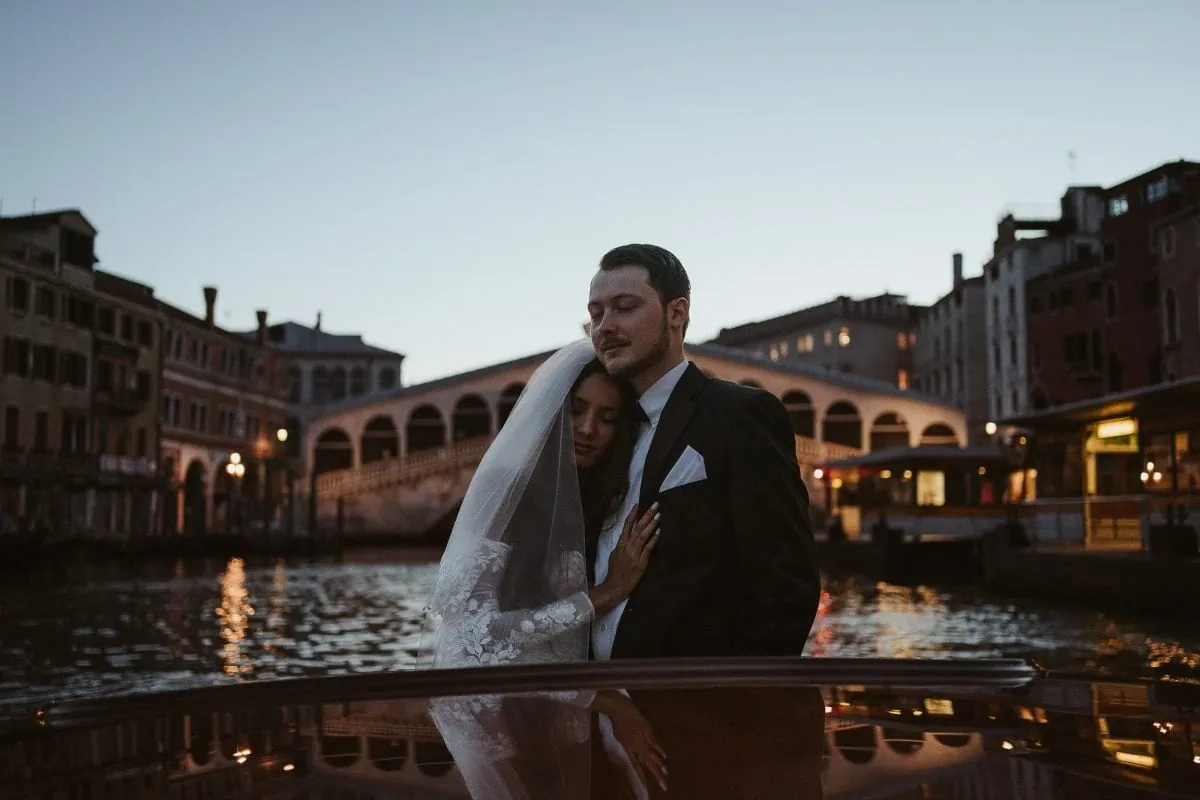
433, 539, 594, 668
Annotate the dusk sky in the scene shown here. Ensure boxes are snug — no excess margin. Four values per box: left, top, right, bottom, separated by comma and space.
2, 0, 1197, 383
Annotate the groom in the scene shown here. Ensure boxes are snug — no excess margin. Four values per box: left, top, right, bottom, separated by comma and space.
587, 243, 820, 659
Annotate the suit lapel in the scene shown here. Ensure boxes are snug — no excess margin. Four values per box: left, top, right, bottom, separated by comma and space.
638, 363, 708, 504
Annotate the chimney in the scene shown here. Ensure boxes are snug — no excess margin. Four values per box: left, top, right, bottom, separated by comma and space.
203, 286, 217, 326
256, 309, 268, 345
952, 252, 963, 287
315, 311, 322, 332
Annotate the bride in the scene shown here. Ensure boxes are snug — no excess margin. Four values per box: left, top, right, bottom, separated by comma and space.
426, 338, 660, 798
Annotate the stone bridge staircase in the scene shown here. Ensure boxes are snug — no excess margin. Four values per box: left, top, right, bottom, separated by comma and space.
312, 434, 860, 539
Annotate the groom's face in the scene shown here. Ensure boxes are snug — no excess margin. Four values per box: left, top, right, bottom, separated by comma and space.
587, 265, 671, 381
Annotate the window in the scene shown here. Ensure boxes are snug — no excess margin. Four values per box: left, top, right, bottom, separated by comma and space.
34, 286, 55, 319
991, 297, 999, 326
31, 344, 56, 382
1007, 286, 1016, 316
188, 401, 200, 431
1087, 281, 1101, 301
60, 411, 87, 454
96, 306, 116, 336
119, 314, 135, 342
34, 411, 49, 452
1108, 194, 1129, 217
823, 329, 833, 347
4, 276, 30, 312
136, 370, 151, 400
66, 295, 94, 328
837, 327, 851, 347
2, 337, 31, 377
2, 406, 17, 448
136, 428, 147, 457
769, 346, 779, 361
897, 332, 908, 351
1103, 242, 1117, 262
1008, 334, 1017, 366
1106, 284, 1119, 320
1091, 330, 1103, 371
779, 340, 789, 358
1145, 177, 1170, 203
379, 366, 397, 390
797, 333, 814, 353
137, 320, 154, 348
897, 369, 909, 390
1160, 226, 1176, 258
1030, 295, 1042, 313
992, 343, 1000, 373
58, 351, 88, 389
1164, 288, 1179, 344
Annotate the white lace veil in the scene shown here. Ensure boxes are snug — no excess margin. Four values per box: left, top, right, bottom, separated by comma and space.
425, 338, 598, 799
427, 337, 597, 664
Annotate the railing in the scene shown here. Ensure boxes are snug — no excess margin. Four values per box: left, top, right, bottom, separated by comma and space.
795, 437, 862, 463
315, 436, 495, 498
1028, 495, 1145, 548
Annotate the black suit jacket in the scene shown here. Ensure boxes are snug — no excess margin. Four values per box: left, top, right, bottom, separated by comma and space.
609, 363, 821, 658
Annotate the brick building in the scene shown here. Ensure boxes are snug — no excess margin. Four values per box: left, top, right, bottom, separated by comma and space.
1025, 160, 1200, 407
1153, 204, 1200, 380
709, 293, 922, 388
159, 286, 292, 537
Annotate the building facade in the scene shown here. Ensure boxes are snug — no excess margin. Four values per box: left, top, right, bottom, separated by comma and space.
913, 253, 989, 441
159, 286, 293, 537
985, 186, 1106, 419
1155, 204, 1200, 380
709, 293, 921, 388
258, 317, 405, 435
1023, 161, 1200, 409
1, 210, 165, 540
90, 270, 166, 540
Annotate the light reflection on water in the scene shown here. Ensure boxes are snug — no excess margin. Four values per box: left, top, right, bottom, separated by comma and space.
0, 553, 1198, 714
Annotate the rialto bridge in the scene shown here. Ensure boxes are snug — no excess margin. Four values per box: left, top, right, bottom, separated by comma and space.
302, 340, 966, 538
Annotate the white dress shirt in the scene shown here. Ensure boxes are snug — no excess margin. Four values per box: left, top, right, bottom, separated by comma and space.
591, 358, 690, 660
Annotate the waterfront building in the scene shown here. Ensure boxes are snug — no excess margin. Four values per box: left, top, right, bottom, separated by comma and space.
709, 293, 921, 389
1, 210, 166, 540
913, 253, 989, 442
159, 286, 293, 537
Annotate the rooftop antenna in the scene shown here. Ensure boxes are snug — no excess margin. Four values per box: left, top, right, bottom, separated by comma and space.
31, 197, 37, 213
1067, 150, 1077, 182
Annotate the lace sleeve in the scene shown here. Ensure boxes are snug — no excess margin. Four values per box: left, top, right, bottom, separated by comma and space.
434, 539, 595, 667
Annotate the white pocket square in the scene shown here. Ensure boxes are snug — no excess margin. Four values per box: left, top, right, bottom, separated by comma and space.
660, 445, 707, 492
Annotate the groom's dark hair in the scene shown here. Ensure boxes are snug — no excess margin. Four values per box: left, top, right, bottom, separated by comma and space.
599, 244, 691, 307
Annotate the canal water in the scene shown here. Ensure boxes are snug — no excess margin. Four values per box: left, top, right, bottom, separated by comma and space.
2, 549, 1198, 715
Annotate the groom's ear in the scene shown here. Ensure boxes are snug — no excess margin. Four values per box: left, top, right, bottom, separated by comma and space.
667, 296, 690, 335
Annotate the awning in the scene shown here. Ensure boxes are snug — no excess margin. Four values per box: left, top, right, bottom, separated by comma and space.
820, 444, 1011, 471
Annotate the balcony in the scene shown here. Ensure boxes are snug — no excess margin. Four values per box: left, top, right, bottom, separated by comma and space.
93, 386, 146, 416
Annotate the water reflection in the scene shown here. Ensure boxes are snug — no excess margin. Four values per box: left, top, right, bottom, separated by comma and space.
217, 557, 254, 677
1, 557, 1199, 713
3, 675, 1199, 798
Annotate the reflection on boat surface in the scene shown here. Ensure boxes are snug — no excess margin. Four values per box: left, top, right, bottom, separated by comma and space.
1, 658, 1198, 799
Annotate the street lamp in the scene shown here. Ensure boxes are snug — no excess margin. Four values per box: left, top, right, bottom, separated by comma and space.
985, 421, 998, 436
226, 453, 245, 536
276, 428, 288, 443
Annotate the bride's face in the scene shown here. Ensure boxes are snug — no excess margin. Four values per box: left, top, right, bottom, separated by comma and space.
570, 373, 622, 469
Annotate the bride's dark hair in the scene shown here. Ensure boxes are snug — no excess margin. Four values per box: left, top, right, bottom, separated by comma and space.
572, 359, 640, 574
494, 359, 638, 611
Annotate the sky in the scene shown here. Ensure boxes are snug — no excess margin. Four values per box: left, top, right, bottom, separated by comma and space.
2, 0, 1198, 384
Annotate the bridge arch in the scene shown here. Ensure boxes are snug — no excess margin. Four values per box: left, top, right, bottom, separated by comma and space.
869, 412, 910, 451
833, 724, 877, 765
919, 422, 959, 447
881, 727, 924, 756
361, 415, 400, 463
415, 740, 455, 776
314, 428, 354, 473
367, 736, 408, 771
497, 383, 524, 428
739, 378, 764, 388
822, 400, 863, 449
781, 390, 815, 438
452, 394, 491, 441
407, 405, 446, 453
321, 735, 361, 768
